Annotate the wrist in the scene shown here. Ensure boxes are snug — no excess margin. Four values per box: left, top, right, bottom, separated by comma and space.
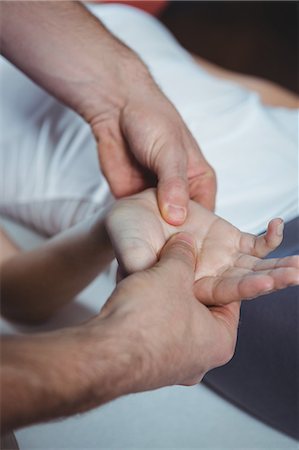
85, 313, 147, 398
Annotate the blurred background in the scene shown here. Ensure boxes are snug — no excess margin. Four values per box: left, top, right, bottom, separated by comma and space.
160, 1, 297, 93
109, 0, 297, 93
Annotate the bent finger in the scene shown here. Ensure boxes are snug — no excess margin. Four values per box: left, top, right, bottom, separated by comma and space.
240, 218, 284, 258
252, 254, 299, 271
255, 267, 299, 290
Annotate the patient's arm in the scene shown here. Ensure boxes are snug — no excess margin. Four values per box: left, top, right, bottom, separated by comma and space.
194, 55, 298, 109
0, 212, 113, 324
106, 188, 299, 305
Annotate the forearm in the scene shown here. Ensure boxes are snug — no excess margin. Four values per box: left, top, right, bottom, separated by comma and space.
194, 55, 299, 108
1, 319, 142, 432
1, 212, 114, 323
0, 1, 146, 123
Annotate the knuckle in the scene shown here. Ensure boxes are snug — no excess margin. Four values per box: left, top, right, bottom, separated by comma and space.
160, 175, 188, 193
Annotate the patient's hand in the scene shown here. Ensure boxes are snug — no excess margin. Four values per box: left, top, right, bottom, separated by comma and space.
106, 188, 299, 305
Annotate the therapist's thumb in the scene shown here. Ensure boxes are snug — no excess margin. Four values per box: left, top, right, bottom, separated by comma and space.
158, 233, 196, 282
156, 152, 189, 226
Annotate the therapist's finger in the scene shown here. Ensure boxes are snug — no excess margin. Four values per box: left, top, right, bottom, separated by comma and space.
186, 134, 217, 211
156, 149, 189, 226
189, 165, 217, 212
157, 232, 196, 281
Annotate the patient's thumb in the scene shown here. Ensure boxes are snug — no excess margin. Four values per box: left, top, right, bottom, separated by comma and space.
158, 232, 196, 277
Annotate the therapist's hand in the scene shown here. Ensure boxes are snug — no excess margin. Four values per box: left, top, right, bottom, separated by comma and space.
1, 233, 238, 434
106, 188, 299, 305
92, 70, 216, 224
97, 232, 240, 388
1, 1, 216, 224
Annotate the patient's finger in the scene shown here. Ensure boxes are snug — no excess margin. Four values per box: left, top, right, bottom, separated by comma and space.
252, 255, 299, 271
254, 267, 299, 290
235, 254, 299, 271
195, 264, 299, 305
194, 273, 274, 305
240, 218, 284, 258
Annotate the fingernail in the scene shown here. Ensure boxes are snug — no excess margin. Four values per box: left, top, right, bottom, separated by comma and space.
277, 222, 284, 236
165, 205, 187, 224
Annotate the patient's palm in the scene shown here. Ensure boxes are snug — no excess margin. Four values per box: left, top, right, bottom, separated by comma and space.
106, 189, 299, 305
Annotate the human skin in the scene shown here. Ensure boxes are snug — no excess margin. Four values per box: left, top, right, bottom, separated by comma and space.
0, 0, 216, 224
2, 189, 298, 323
106, 189, 299, 304
0, 233, 239, 433
0, 210, 114, 323
1, 194, 299, 432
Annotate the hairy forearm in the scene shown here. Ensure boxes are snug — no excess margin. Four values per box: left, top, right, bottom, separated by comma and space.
0, 1, 146, 122
1, 213, 114, 323
1, 319, 143, 432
